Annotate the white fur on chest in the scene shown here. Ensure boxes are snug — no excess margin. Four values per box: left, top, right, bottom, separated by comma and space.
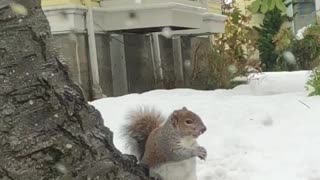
150, 136, 198, 180
179, 136, 198, 149
150, 158, 197, 180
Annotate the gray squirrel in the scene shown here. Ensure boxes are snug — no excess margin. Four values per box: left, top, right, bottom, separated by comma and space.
122, 107, 207, 180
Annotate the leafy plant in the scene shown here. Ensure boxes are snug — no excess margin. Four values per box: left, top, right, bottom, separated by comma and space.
273, 24, 320, 70
255, 8, 285, 71
272, 26, 298, 71
249, 0, 294, 71
272, 26, 295, 54
193, 3, 260, 89
307, 67, 320, 96
249, 0, 287, 14
302, 26, 320, 96
292, 25, 320, 70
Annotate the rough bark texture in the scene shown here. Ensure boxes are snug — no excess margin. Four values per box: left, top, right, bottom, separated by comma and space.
0, 0, 151, 179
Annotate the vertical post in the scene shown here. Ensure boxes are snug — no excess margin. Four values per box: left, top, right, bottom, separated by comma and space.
172, 36, 185, 87
180, 36, 192, 87
157, 35, 175, 89
85, 2, 104, 99
150, 33, 164, 88
316, 0, 320, 24
110, 34, 128, 96
286, 0, 295, 33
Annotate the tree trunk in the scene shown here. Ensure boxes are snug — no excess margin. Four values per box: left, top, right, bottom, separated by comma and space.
0, 0, 150, 179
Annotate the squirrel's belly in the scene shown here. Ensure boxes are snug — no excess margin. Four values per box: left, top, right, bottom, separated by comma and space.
150, 157, 197, 180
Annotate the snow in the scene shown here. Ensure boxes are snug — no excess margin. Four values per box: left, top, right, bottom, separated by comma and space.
296, 24, 312, 40
90, 70, 320, 180
233, 71, 311, 95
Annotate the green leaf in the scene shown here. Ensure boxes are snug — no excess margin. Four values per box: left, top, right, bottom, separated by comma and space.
267, 0, 272, 9
275, 0, 287, 12
249, 0, 261, 13
285, 2, 292, 7
260, 0, 269, 13
269, 0, 276, 10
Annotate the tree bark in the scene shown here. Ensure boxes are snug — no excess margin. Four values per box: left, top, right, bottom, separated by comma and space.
0, 0, 150, 179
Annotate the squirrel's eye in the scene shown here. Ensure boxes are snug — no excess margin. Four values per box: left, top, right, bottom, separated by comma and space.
185, 119, 193, 125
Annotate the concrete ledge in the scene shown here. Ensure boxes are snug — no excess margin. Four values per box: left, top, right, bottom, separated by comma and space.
43, 3, 226, 35
101, 0, 207, 9
43, 5, 87, 34
95, 2, 207, 33
171, 12, 227, 36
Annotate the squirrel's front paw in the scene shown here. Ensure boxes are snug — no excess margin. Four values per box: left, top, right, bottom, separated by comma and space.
195, 146, 207, 160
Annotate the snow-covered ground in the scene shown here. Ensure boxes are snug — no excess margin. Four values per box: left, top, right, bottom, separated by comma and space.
91, 70, 320, 180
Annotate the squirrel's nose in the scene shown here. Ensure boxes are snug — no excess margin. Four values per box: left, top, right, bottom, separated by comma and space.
200, 126, 207, 134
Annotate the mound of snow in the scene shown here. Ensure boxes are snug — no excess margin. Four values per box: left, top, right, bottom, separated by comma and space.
233, 71, 311, 95
91, 71, 319, 180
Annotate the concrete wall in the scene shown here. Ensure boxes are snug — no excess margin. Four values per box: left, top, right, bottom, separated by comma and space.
52, 31, 218, 99
53, 33, 91, 99
52, 33, 113, 100
293, 0, 316, 32
184, 36, 212, 90
95, 34, 113, 97
158, 36, 176, 89
42, 0, 227, 100
123, 34, 156, 93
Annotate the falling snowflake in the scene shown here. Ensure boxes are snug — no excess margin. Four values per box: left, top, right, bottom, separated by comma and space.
9, 3, 28, 16
66, 144, 72, 149
161, 27, 173, 39
227, 64, 237, 74
282, 51, 296, 65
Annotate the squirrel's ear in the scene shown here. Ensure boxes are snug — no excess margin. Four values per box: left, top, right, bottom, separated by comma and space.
182, 107, 188, 111
172, 110, 179, 128
173, 110, 179, 118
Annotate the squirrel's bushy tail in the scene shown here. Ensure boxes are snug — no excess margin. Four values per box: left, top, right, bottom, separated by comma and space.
122, 107, 164, 161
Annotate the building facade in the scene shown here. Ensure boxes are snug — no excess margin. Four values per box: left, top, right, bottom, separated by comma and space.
41, 0, 226, 100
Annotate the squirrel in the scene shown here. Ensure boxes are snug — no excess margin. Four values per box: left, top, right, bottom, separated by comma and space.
122, 107, 207, 180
